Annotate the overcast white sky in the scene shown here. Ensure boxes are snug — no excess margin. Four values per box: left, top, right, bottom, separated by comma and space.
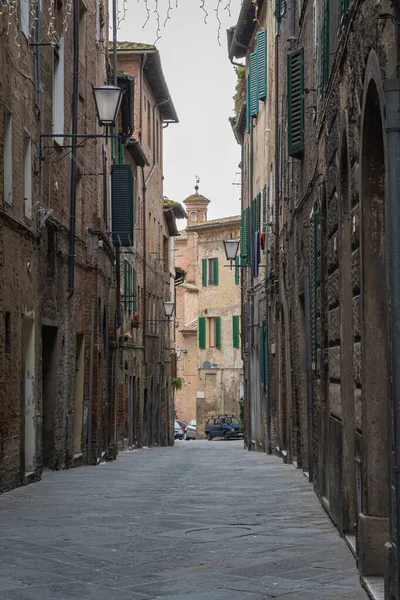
115, 0, 243, 222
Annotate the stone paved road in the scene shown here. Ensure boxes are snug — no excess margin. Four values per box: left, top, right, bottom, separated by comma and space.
0, 440, 367, 600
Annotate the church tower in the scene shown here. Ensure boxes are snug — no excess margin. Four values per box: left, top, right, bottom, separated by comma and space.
183, 177, 210, 226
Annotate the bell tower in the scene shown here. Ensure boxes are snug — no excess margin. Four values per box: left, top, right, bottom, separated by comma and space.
183, 176, 210, 226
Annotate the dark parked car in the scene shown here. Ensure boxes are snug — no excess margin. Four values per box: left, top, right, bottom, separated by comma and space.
205, 415, 243, 441
174, 421, 184, 440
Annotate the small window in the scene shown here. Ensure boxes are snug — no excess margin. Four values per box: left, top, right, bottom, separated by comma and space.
190, 212, 197, 223
23, 132, 32, 219
21, 0, 30, 38
208, 316, 216, 348
5, 312, 11, 355
4, 108, 12, 205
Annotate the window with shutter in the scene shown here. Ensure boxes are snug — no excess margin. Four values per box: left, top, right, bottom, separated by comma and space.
287, 48, 304, 158
260, 324, 266, 386
246, 206, 251, 264
262, 185, 267, 232
124, 261, 128, 310
199, 316, 206, 349
241, 208, 248, 266
216, 316, 221, 349
132, 268, 137, 312
256, 29, 267, 100
321, 0, 330, 90
233, 315, 240, 348
202, 258, 207, 287
213, 257, 219, 286
235, 256, 240, 284
111, 164, 134, 246
246, 76, 251, 133
249, 52, 259, 117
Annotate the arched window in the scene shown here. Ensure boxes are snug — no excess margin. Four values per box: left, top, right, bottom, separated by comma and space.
190, 212, 197, 223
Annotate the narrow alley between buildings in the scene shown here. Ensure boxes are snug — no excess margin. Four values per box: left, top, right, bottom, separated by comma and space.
0, 442, 367, 600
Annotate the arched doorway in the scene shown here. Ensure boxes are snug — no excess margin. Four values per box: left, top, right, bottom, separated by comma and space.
359, 72, 390, 575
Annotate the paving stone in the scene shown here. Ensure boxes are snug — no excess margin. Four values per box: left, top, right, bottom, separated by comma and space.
0, 441, 367, 599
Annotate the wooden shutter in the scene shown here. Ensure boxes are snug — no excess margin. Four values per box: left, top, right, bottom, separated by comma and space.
287, 48, 304, 158
202, 258, 207, 287
262, 185, 267, 232
213, 257, 219, 286
256, 29, 267, 100
111, 164, 134, 246
235, 256, 240, 284
246, 76, 251, 133
256, 192, 261, 231
321, 0, 330, 90
124, 261, 128, 310
216, 316, 221, 349
233, 315, 240, 348
246, 206, 251, 264
199, 316, 206, 349
260, 324, 266, 386
249, 52, 259, 117
132, 268, 137, 312
241, 209, 248, 265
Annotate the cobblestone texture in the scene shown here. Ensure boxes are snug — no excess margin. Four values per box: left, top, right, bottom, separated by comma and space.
0, 441, 368, 599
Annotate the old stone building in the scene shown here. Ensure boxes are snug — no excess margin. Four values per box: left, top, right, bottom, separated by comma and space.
174, 189, 243, 434
228, 0, 400, 595
0, 0, 115, 492
114, 42, 181, 449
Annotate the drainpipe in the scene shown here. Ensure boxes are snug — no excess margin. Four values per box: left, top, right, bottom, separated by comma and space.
385, 77, 400, 600
67, 0, 79, 299
248, 106, 254, 450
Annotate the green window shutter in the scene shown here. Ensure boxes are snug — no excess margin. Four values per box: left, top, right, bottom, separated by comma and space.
246, 76, 251, 133
124, 261, 128, 310
256, 29, 267, 99
216, 316, 221, 349
199, 316, 206, 349
252, 197, 257, 236
111, 164, 134, 247
132, 268, 137, 312
127, 264, 132, 310
202, 258, 207, 287
287, 48, 305, 158
249, 52, 259, 117
235, 256, 240, 284
338, 0, 349, 29
118, 139, 124, 165
260, 324, 266, 386
262, 185, 267, 232
213, 257, 219, 286
241, 208, 248, 265
257, 192, 261, 231
246, 206, 251, 264
233, 315, 240, 348
321, 0, 330, 90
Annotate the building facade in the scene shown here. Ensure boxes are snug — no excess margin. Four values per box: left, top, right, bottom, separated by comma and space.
115, 43, 182, 449
175, 191, 243, 435
228, 0, 400, 595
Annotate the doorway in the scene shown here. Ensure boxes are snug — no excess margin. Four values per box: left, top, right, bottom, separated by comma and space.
23, 316, 36, 473
42, 325, 58, 468
73, 334, 84, 455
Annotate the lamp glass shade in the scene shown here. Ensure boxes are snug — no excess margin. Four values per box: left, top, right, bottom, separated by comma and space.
223, 239, 240, 261
163, 301, 175, 317
175, 348, 182, 358
93, 85, 123, 126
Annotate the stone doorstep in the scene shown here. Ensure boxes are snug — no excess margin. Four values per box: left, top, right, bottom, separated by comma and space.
362, 576, 385, 600
345, 534, 357, 558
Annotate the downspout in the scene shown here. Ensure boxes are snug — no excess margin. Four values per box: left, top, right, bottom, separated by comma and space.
384, 10, 400, 594
304, 264, 314, 482
248, 104, 254, 451
67, 0, 79, 298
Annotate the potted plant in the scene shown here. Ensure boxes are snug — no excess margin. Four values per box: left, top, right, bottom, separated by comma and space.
172, 376, 183, 391
132, 314, 140, 328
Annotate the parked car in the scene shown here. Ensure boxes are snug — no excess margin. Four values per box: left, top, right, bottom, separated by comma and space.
205, 415, 243, 441
174, 421, 184, 440
184, 419, 196, 440
177, 420, 187, 436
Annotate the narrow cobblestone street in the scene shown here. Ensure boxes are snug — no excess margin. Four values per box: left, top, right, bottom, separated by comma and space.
0, 441, 367, 599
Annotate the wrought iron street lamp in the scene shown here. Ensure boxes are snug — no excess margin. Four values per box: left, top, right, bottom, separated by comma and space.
163, 301, 175, 318
223, 239, 240, 261
93, 85, 123, 127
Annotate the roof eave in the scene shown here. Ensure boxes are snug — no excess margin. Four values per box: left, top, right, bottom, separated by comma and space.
228, 0, 265, 60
